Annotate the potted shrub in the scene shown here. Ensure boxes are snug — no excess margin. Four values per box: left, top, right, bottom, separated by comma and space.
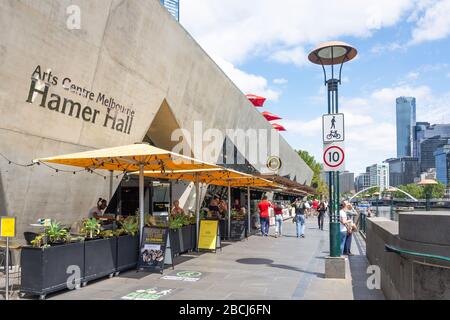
20, 221, 85, 300
81, 218, 117, 285
115, 215, 139, 274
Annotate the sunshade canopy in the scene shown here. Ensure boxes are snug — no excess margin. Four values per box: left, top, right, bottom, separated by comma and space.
135, 168, 279, 188
262, 111, 282, 121
34, 143, 219, 172
246, 94, 266, 107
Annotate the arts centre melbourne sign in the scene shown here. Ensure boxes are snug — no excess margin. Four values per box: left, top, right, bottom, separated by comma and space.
25, 65, 135, 135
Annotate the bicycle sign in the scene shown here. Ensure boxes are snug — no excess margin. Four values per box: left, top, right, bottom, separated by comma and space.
323, 114, 344, 143
323, 143, 345, 172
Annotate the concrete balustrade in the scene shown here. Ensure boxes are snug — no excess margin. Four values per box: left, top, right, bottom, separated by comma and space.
366, 213, 450, 300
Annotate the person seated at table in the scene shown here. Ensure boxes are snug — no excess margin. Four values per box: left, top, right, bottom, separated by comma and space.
171, 200, 185, 216
233, 199, 241, 211
208, 196, 221, 219
88, 198, 114, 221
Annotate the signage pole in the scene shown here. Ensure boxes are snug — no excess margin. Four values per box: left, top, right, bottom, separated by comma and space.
5, 237, 9, 300
195, 174, 200, 251
328, 76, 341, 258
139, 164, 145, 248
109, 170, 114, 200
227, 182, 231, 240
247, 186, 251, 238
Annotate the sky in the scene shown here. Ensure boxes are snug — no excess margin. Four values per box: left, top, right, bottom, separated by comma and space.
179, 0, 450, 175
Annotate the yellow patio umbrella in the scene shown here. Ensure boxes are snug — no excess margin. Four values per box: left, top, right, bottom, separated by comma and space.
34, 143, 221, 247
135, 168, 279, 240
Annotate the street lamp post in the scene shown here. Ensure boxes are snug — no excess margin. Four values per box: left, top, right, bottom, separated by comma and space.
308, 41, 357, 257
418, 179, 438, 212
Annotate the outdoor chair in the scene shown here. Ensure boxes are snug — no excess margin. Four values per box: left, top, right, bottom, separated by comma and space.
0, 247, 21, 298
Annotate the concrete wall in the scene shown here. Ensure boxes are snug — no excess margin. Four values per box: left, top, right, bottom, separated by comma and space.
0, 0, 313, 239
366, 215, 450, 300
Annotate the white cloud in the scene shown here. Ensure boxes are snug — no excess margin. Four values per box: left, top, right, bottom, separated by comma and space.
212, 55, 281, 101
270, 47, 308, 67
406, 72, 420, 80
273, 78, 288, 85
181, 0, 414, 64
370, 42, 404, 54
409, 0, 450, 44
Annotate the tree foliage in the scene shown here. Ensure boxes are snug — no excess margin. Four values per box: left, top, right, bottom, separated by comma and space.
393, 182, 446, 199
297, 150, 328, 197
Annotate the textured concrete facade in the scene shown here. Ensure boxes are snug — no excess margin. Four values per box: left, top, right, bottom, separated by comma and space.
0, 0, 312, 238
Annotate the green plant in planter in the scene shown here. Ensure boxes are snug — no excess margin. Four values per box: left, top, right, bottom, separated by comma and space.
44, 221, 69, 244
100, 230, 115, 238
120, 218, 138, 236
81, 218, 101, 239
169, 214, 184, 229
30, 234, 50, 248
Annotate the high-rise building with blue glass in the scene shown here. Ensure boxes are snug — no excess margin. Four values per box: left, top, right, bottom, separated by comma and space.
396, 97, 416, 157
160, 0, 180, 21
434, 145, 450, 186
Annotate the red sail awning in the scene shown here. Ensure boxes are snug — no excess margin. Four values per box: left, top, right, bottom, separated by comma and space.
246, 94, 266, 107
272, 123, 286, 131
262, 111, 282, 121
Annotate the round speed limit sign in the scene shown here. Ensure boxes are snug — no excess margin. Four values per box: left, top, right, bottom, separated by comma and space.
323, 144, 345, 171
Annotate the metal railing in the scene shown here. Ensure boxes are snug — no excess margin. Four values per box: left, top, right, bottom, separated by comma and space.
356, 211, 368, 237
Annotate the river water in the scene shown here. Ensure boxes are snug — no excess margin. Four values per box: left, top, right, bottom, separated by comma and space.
371, 206, 399, 221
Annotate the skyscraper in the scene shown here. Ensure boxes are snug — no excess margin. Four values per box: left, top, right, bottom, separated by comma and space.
160, 0, 180, 21
434, 145, 450, 186
368, 163, 390, 191
396, 97, 416, 157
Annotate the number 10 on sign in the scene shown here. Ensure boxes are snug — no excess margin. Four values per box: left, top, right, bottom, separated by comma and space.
323, 143, 345, 172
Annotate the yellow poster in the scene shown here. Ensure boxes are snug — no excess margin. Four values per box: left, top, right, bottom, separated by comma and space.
1, 217, 16, 238
198, 220, 218, 250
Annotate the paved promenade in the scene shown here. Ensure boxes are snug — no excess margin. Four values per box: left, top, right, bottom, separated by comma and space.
3, 217, 384, 300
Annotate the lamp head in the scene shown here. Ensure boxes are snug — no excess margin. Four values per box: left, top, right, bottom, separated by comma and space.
308, 41, 357, 66
417, 179, 438, 186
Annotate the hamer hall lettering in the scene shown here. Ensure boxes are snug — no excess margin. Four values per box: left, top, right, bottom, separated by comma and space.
25, 65, 135, 135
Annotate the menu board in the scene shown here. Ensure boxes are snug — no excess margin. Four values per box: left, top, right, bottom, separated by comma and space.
138, 227, 173, 273
230, 220, 246, 240
198, 220, 220, 251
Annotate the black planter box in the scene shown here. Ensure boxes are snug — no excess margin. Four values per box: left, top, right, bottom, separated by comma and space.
230, 220, 246, 241
219, 219, 227, 240
20, 242, 85, 298
179, 225, 193, 253
83, 237, 117, 283
191, 224, 197, 249
169, 229, 181, 256
116, 235, 139, 273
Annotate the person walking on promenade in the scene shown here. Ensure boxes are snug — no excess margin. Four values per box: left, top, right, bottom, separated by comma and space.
294, 198, 306, 238
344, 203, 356, 256
304, 199, 311, 218
258, 195, 272, 237
312, 198, 319, 216
317, 200, 327, 230
274, 203, 284, 237
339, 202, 350, 255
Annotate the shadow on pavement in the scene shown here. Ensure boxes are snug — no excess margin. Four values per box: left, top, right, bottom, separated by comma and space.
236, 258, 323, 277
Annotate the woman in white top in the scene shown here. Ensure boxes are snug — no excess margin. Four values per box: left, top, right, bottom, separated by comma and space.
88, 198, 108, 219
339, 202, 350, 255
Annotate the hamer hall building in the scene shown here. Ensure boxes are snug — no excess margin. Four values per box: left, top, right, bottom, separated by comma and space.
0, 0, 312, 240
